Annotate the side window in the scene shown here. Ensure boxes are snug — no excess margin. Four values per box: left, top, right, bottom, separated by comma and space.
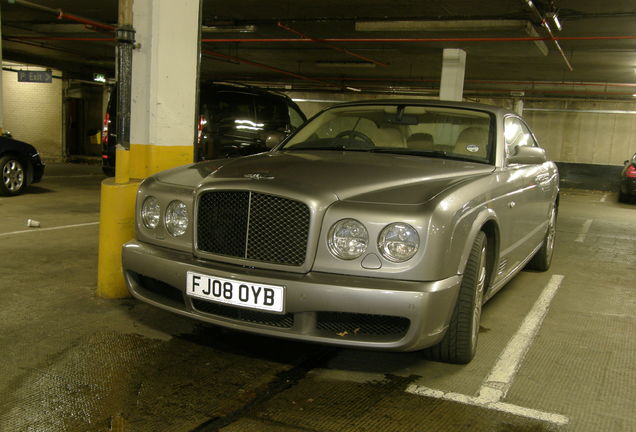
288, 106, 305, 130
255, 97, 286, 124
504, 117, 537, 156
213, 92, 254, 123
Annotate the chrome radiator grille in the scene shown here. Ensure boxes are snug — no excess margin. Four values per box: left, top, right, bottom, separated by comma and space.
196, 191, 310, 266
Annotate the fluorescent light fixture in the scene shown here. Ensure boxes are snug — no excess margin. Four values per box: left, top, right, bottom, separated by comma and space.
355, 19, 528, 32
93, 73, 106, 83
546, 12, 562, 31
315, 61, 376, 68
202, 25, 256, 33
632, 93, 636, 97
345, 87, 362, 92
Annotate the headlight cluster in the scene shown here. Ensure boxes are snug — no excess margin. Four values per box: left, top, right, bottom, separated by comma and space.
328, 219, 419, 263
141, 196, 189, 236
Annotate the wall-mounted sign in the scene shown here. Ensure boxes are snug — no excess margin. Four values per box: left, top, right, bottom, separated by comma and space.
17, 70, 53, 83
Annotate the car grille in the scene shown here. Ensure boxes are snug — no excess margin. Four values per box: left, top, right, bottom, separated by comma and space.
191, 299, 294, 328
196, 191, 310, 266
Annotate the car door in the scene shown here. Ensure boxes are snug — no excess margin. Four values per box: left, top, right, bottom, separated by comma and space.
503, 116, 552, 264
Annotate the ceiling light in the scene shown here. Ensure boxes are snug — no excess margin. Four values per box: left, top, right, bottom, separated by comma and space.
345, 87, 362, 92
546, 12, 562, 31
355, 20, 528, 32
201, 25, 256, 33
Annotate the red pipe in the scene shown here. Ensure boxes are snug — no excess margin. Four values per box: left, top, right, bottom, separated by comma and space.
201, 49, 338, 87
57, 12, 116, 32
317, 76, 636, 89
6, 36, 113, 42
201, 35, 636, 43
276, 22, 389, 67
11, 0, 115, 32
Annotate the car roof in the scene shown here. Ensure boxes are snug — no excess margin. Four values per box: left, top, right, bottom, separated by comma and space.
201, 82, 294, 101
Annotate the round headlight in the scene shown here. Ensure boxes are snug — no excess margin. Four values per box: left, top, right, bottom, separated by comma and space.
328, 219, 368, 260
378, 223, 419, 262
141, 196, 161, 229
165, 200, 189, 236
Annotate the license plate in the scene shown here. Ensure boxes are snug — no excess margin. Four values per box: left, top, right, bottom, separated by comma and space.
186, 271, 285, 313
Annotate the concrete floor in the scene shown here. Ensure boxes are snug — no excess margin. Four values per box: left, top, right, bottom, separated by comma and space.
0, 163, 634, 432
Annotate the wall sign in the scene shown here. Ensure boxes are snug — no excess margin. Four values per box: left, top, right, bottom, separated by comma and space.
17, 70, 53, 83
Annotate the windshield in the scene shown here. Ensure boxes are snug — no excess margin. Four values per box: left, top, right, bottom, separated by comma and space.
282, 104, 494, 163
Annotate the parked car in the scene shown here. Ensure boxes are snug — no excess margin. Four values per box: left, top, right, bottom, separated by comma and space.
0, 134, 45, 196
122, 100, 559, 364
618, 153, 636, 203
101, 82, 306, 176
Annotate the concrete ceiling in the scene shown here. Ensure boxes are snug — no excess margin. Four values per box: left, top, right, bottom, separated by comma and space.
2, 0, 636, 99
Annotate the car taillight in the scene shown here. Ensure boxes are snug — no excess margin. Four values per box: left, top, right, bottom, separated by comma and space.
197, 115, 206, 145
626, 165, 636, 178
102, 112, 110, 145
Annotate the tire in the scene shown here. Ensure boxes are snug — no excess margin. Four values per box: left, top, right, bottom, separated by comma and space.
0, 155, 27, 196
618, 190, 628, 203
527, 205, 557, 271
426, 231, 488, 364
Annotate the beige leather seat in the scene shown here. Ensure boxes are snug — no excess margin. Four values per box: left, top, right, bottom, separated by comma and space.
454, 127, 489, 158
406, 133, 434, 151
374, 127, 404, 147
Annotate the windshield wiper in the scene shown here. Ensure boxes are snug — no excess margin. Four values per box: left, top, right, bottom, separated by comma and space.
369, 148, 448, 157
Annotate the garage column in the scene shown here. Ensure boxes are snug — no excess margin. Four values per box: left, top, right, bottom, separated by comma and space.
128, 0, 200, 178
439, 48, 466, 102
97, 0, 201, 298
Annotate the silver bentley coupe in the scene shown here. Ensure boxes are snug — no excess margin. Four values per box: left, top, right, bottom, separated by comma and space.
122, 100, 559, 364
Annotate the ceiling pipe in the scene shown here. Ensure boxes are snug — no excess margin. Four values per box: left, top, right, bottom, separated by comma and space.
522, 0, 573, 71
316, 76, 636, 89
5, 36, 113, 41
10, 0, 115, 32
276, 22, 389, 67
201, 35, 636, 43
201, 48, 339, 88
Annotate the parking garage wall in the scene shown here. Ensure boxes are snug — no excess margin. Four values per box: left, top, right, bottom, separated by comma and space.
2, 68, 63, 161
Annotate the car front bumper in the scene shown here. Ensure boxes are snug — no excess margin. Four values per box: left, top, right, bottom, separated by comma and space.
122, 240, 462, 351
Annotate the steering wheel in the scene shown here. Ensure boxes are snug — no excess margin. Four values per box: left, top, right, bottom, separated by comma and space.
335, 130, 374, 147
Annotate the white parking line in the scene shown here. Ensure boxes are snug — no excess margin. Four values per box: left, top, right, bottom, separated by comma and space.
599, 193, 607, 203
0, 222, 99, 237
407, 274, 568, 426
575, 219, 593, 242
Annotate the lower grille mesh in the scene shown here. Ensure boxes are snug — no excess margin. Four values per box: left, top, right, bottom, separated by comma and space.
317, 312, 409, 337
192, 299, 294, 328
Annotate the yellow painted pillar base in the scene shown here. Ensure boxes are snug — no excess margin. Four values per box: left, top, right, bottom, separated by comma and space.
96, 177, 140, 298
96, 144, 193, 298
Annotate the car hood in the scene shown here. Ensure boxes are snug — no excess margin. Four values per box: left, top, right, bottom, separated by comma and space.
154, 150, 494, 205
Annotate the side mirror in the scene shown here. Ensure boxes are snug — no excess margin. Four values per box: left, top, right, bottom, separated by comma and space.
265, 132, 285, 148
508, 146, 547, 165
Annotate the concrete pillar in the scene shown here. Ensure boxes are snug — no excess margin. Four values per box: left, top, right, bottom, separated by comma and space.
513, 96, 525, 116
97, 0, 201, 298
129, 0, 200, 178
439, 48, 466, 102
0, 6, 4, 134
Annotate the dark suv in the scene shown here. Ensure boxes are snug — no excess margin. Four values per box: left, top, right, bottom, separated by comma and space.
102, 83, 306, 176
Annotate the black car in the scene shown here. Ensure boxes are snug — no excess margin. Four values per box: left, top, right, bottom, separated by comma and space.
0, 134, 45, 196
619, 153, 636, 203
102, 83, 306, 176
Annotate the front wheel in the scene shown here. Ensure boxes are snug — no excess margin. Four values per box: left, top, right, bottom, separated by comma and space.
0, 155, 27, 196
526, 205, 557, 271
426, 231, 488, 364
